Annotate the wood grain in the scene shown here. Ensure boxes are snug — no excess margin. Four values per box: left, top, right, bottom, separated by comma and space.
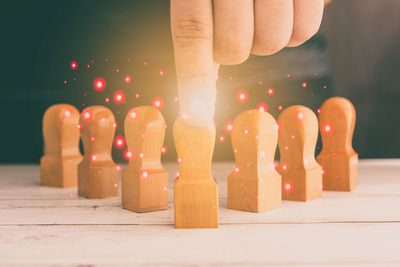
317, 97, 358, 191
40, 104, 82, 188
173, 118, 218, 228
278, 105, 323, 202
78, 106, 118, 199
228, 109, 281, 212
122, 106, 168, 212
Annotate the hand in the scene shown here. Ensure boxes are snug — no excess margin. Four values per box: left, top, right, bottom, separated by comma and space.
171, 0, 325, 126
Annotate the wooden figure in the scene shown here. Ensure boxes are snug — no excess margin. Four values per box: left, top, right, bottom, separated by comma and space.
278, 105, 323, 202
40, 104, 82, 188
228, 109, 281, 212
317, 97, 358, 191
173, 118, 218, 228
78, 106, 118, 199
122, 106, 169, 212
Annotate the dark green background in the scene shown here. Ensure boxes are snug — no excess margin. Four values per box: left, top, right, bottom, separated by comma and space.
1, 0, 398, 163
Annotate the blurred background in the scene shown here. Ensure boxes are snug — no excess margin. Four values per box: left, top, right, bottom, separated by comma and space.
1, 0, 399, 163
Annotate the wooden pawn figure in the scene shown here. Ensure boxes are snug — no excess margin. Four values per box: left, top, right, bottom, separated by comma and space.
78, 106, 118, 199
41, 104, 82, 187
122, 106, 169, 212
317, 97, 358, 191
278, 105, 323, 202
173, 117, 218, 228
228, 109, 281, 212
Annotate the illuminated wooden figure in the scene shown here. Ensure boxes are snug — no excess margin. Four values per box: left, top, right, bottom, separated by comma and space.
78, 106, 118, 199
317, 97, 358, 191
41, 104, 82, 188
228, 109, 281, 212
122, 106, 168, 212
173, 118, 218, 228
278, 105, 323, 202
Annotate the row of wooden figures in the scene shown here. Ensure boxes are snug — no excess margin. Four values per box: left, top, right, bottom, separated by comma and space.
41, 97, 358, 228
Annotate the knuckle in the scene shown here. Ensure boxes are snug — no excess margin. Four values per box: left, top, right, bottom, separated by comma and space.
173, 16, 212, 45
214, 36, 251, 65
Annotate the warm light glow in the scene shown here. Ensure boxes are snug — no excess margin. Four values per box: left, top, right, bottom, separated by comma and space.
257, 103, 268, 112
159, 70, 164, 76
77, 123, 82, 130
278, 105, 283, 111
180, 112, 188, 121
224, 121, 234, 134
281, 163, 289, 172
152, 97, 163, 109
113, 183, 119, 188
322, 169, 326, 176
317, 108, 321, 114
267, 88, 274, 95
113, 90, 125, 104
93, 77, 106, 91
244, 129, 249, 135
105, 97, 110, 103
124, 148, 134, 161
139, 152, 144, 159
177, 157, 182, 163
124, 75, 132, 83
116, 164, 122, 172
113, 122, 118, 129
175, 171, 180, 178
236, 90, 248, 103
163, 186, 168, 191
63, 109, 71, 118
135, 93, 140, 99
291, 135, 296, 140
302, 82, 308, 88
141, 171, 149, 179
81, 109, 92, 122
219, 135, 225, 142
283, 180, 294, 193
90, 136, 95, 142
297, 112, 304, 120
70, 61, 78, 70
114, 136, 126, 149
90, 154, 97, 162
161, 145, 168, 154
322, 122, 333, 135
234, 165, 240, 174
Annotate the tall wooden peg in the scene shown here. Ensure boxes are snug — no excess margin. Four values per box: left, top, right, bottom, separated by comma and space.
317, 97, 358, 191
122, 106, 169, 212
173, 118, 218, 228
40, 104, 82, 188
78, 106, 118, 199
228, 109, 281, 212
278, 105, 323, 202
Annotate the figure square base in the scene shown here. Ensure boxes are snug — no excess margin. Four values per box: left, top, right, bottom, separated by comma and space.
78, 163, 118, 199
40, 155, 82, 188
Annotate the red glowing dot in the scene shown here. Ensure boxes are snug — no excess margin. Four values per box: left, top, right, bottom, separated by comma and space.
257, 103, 268, 112
81, 109, 92, 122
219, 135, 225, 142
297, 112, 304, 120
283, 180, 294, 193
322, 122, 333, 134
70, 61, 78, 70
278, 105, 283, 111
91, 154, 97, 162
234, 166, 240, 174
141, 171, 149, 179
130, 111, 137, 120
139, 152, 144, 159
90, 136, 95, 142
177, 157, 182, 163
302, 82, 308, 88
291, 135, 296, 140
86, 64, 90, 68
113, 90, 125, 104
159, 70, 164, 76
93, 77, 106, 91
317, 108, 321, 114
267, 88, 274, 95
322, 169, 326, 176
114, 136, 126, 149
244, 129, 249, 135
236, 90, 248, 103
163, 186, 168, 191
124, 148, 134, 161
63, 109, 71, 118
113, 122, 118, 129
124, 75, 132, 83
175, 171, 180, 178
224, 121, 234, 134
116, 164, 122, 172
281, 163, 289, 172
161, 146, 168, 155
135, 93, 140, 99
323, 85, 327, 89
64, 80, 68, 84
105, 97, 110, 103
113, 183, 119, 188
77, 123, 82, 130
152, 97, 164, 109
284, 145, 289, 151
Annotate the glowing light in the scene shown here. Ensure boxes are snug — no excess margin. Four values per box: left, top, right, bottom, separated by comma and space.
159, 70, 165, 76
124, 75, 132, 83
90, 136, 95, 142
141, 171, 149, 179
317, 108, 321, 114
322, 169, 326, 176
113, 90, 125, 104
236, 90, 248, 103
302, 82, 308, 88
284, 145, 289, 151
322, 122, 333, 135
291, 135, 296, 140
105, 97, 110, 103
283, 180, 294, 193
100, 117, 106, 123
77, 123, 82, 130
135, 93, 140, 99
91, 154, 97, 162
320, 184, 324, 190
161, 146, 168, 154
82, 109, 92, 122
175, 171, 180, 178
130, 111, 137, 120
234, 148, 238, 153
297, 112, 304, 120
219, 135, 225, 142
63, 109, 71, 118
234, 166, 240, 174
278, 105, 283, 111
281, 163, 289, 172
124, 148, 134, 161
181, 113, 188, 121
257, 103, 268, 112
64, 80, 68, 84
93, 77, 106, 91
116, 164, 122, 172
267, 88, 274, 95
244, 129, 249, 135
114, 183, 119, 188
114, 136, 126, 149
70, 61, 78, 70
152, 97, 164, 109
163, 186, 168, 191
177, 157, 182, 163
224, 121, 234, 134
174, 96, 179, 102
139, 152, 144, 159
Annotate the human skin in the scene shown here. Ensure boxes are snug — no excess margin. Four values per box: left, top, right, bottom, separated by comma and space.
171, 0, 327, 126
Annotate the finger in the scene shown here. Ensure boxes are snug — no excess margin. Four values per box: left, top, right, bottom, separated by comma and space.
287, 0, 324, 47
252, 0, 293, 56
213, 0, 254, 65
171, 0, 218, 126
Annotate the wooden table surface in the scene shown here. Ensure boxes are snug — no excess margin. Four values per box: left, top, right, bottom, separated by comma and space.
0, 160, 399, 266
